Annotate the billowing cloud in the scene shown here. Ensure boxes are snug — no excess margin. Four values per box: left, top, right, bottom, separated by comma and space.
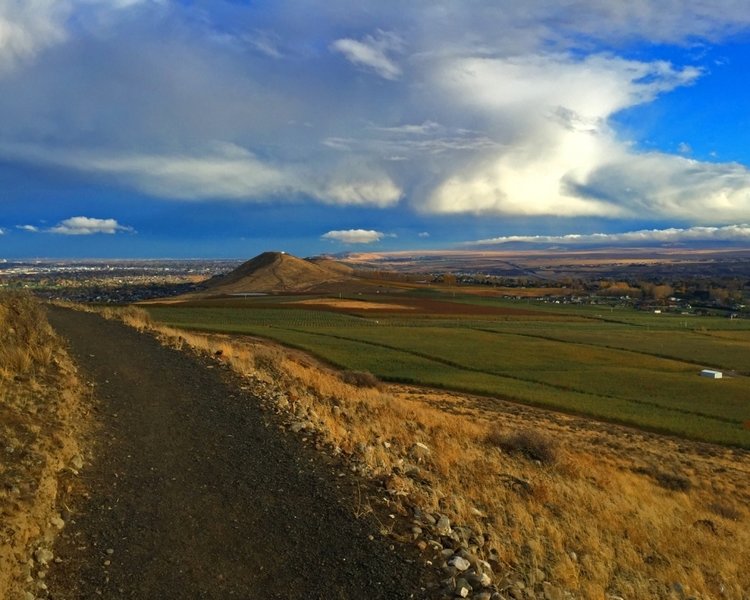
49, 216, 134, 235
422, 53, 709, 218
331, 30, 403, 80
2, 0, 750, 230
321, 229, 386, 244
468, 224, 750, 246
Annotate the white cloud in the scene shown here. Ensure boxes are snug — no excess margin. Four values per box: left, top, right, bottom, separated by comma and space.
49, 216, 133, 235
468, 224, 750, 246
0, 0, 68, 73
331, 30, 403, 80
321, 229, 386, 244
418, 231, 430, 238
0, 141, 402, 206
16, 224, 39, 232
244, 30, 283, 58
580, 153, 750, 222
372, 121, 441, 135
421, 53, 709, 218
678, 142, 692, 154
317, 177, 401, 207
0, 0, 155, 74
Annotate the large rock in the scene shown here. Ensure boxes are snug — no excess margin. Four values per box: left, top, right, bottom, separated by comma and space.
436, 515, 452, 536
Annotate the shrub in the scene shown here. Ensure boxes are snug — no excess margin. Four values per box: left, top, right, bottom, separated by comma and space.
707, 502, 741, 521
653, 471, 692, 492
341, 370, 381, 389
486, 428, 558, 464
0, 291, 55, 380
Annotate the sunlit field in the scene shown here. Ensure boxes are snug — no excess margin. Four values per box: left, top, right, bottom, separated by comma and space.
144, 295, 750, 447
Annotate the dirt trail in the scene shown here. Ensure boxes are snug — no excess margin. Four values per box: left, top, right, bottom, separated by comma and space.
45, 307, 425, 599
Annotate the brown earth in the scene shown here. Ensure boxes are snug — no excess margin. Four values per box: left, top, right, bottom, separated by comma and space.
198, 251, 354, 295
44, 307, 428, 599
163, 295, 572, 318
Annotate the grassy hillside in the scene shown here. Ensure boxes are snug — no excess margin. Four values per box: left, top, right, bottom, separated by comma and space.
110, 305, 750, 599
0, 293, 89, 599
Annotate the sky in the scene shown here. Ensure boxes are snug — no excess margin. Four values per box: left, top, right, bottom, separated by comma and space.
3, 1, 750, 258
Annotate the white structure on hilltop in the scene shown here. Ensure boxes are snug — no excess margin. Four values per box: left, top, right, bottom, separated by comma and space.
700, 369, 723, 379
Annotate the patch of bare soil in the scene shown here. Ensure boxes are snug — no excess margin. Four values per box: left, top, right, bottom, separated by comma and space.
292, 298, 416, 311
45, 307, 427, 599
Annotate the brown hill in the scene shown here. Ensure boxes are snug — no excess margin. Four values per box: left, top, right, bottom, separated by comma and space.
203, 252, 354, 294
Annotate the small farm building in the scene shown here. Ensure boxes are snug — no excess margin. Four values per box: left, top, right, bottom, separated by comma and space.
700, 369, 723, 379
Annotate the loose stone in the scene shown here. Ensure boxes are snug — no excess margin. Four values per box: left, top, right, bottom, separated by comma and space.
449, 556, 471, 572
436, 515, 452, 536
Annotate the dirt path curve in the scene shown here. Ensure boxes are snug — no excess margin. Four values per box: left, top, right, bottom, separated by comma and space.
45, 307, 426, 599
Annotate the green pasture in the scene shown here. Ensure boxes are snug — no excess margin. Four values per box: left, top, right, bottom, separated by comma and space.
144, 298, 750, 447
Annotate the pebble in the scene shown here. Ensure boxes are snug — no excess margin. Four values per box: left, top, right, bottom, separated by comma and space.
454, 577, 472, 597
50, 514, 65, 529
449, 556, 471, 572
34, 548, 54, 566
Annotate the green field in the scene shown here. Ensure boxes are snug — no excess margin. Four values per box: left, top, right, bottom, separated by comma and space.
144, 296, 750, 447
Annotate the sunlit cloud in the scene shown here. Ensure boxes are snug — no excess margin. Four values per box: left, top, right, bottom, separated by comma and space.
49, 216, 134, 235
16, 224, 39, 232
0, 142, 402, 207
321, 229, 387, 244
421, 53, 712, 219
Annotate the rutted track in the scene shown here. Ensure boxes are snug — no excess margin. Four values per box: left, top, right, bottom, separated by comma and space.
45, 307, 426, 599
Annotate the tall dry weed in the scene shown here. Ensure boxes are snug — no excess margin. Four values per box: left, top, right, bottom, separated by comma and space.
0, 291, 56, 381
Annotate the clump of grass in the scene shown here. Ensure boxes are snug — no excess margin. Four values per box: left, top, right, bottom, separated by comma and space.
486, 427, 558, 464
707, 502, 741, 521
341, 370, 381, 389
653, 471, 692, 492
0, 291, 56, 380
96, 305, 152, 330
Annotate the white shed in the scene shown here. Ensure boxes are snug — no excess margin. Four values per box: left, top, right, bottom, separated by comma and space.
700, 369, 723, 379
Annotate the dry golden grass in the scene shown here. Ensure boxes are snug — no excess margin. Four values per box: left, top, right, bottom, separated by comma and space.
98, 305, 750, 599
0, 293, 91, 599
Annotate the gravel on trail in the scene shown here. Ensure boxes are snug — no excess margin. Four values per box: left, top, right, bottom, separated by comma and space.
45, 307, 427, 599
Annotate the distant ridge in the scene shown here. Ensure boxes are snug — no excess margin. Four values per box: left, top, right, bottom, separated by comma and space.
202, 251, 354, 294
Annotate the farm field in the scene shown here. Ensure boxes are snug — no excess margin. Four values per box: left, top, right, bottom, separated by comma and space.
143, 295, 750, 447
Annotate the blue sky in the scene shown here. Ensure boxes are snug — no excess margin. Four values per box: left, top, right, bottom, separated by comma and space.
3, 1, 750, 258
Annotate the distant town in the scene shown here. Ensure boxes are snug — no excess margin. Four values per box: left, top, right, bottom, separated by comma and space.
1, 251, 747, 318
0, 259, 240, 303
